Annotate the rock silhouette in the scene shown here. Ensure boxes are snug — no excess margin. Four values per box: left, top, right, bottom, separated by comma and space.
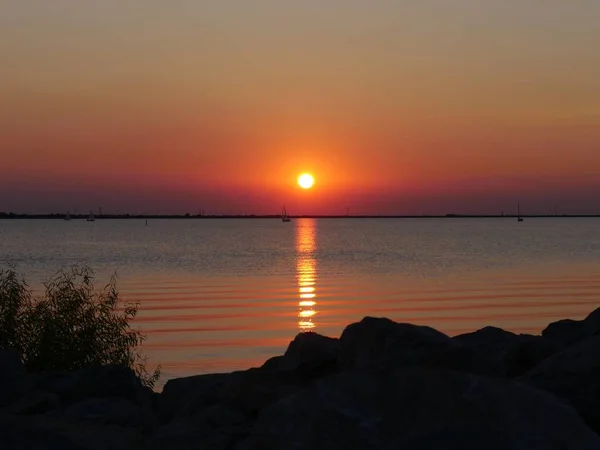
4, 308, 600, 449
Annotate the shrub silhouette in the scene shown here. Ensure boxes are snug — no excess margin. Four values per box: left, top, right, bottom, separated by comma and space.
0, 265, 160, 388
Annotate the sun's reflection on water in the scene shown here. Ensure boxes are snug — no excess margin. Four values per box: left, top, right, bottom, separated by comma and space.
296, 219, 317, 332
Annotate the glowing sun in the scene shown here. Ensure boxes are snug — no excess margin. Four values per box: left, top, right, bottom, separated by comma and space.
297, 173, 315, 189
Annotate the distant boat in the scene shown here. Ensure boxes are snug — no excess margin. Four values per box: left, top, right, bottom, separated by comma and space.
517, 202, 523, 222
87, 211, 95, 222
282, 205, 291, 222
64, 211, 71, 221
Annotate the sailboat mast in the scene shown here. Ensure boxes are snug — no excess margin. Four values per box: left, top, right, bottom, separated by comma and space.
281, 204, 291, 222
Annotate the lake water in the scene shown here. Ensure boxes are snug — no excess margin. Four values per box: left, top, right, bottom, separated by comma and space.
1, 218, 600, 388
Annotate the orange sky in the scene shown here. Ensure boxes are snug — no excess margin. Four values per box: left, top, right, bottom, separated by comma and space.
1, 1, 600, 214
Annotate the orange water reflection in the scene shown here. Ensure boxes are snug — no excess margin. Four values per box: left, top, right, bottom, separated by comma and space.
296, 219, 317, 332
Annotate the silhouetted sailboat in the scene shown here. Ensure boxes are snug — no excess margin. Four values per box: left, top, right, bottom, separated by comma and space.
517, 202, 523, 222
87, 211, 95, 222
282, 205, 291, 222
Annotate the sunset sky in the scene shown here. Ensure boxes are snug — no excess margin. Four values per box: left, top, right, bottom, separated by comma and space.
1, 1, 599, 215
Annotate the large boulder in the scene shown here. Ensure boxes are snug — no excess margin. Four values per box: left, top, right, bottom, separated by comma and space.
521, 335, 600, 434
338, 317, 449, 367
261, 332, 339, 377
63, 397, 157, 429
0, 412, 142, 450
239, 368, 600, 450
0, 349, 28, 407
338, 317, 501, 376
148, 401, 252, 450
34, 364, 153, 409
542, 319, 590, 347
165, 369, 312, 421
584, 307, 600, 332
454, 326, 562, 376
160, 333, 339, 422
542, 307, 600, 347
158, 372, 234, 421
0, 413, 83, 450
7, 390, 60, 415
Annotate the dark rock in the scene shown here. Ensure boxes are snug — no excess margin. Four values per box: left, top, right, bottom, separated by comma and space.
542, 319, 589, 347
403, 343, 501, 375
0, 349, 28, 407
283, 332, 338, 362
8, 309, 600, 450
261, 332, 339, 377
542, 307, 600, 347
338, 318, 449, 367
584, 307, 600, 332
164, 318, 504, 425
158, 373, 231, 421
149, 424, 249, 450
338, 317, 501, 376
148, 402, 251, 450
0, 412, 142, 450
240, 368, 600, 450
205, 369, 306, 415
161, 367, 314, 421
63, 397, 157, 428
381, 424, 515, 450
521, 335, 600, 434
455, 326, 562, 376
200, 402, 248, 429
34, 364, 153, 408
7, 390, 60, 415
257, 356, 285, 371
0, 413, 83, 450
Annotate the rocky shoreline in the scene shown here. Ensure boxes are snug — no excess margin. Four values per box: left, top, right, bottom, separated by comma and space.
3, 307, 600, 449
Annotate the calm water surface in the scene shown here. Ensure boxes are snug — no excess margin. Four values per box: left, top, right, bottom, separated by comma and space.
1, 218, 600, 388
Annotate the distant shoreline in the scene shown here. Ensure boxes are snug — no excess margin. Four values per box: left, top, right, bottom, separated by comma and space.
1, 214, 599, 220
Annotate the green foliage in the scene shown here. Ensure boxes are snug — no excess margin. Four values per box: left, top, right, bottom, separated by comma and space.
0, 265, 160, 388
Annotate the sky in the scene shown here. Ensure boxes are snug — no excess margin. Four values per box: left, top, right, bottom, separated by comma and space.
1, 0, 599, 215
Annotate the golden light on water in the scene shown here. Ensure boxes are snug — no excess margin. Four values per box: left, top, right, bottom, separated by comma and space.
296, 219, 317, 332
299, 300, 316, 307
299, 286, 315, 296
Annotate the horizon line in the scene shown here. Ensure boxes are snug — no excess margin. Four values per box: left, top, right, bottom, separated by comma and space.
1, 213, 600, 219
